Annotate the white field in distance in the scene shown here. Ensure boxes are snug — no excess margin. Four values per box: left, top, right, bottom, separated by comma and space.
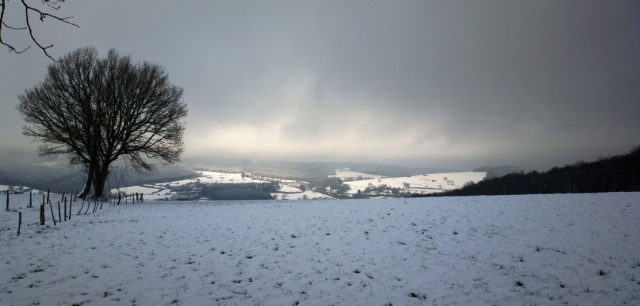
108, 171, 330, 200
330, 169, 383, 180
344, 171, 487, 195
0, 185, 47, 195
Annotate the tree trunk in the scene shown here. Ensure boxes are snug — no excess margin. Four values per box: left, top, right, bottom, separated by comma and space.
78, 162, 95, 199
92, 164, 110, 198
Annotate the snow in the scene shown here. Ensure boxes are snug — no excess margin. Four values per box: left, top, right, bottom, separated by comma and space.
271, 191, 333, 200
155, 171, 267, 188
278, 185, 303, 193
111, 185, 161, 195
0, 185, 46, 195
330, 170, 382, 179
345, 172, 487, 194
106, 171, 277, 201
1, 192, 639, 305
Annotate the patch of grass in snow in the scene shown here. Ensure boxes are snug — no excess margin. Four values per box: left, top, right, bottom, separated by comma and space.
29, 267, 44, 273
408, 292, 427, 299
71, 299, 91, 306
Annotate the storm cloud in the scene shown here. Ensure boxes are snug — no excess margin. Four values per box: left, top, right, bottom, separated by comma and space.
1, 0, 639, 170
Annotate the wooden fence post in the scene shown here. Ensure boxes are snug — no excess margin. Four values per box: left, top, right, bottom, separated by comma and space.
69, 198, 72, 220
29, 191, 32, 208
46, 189, 50, 205
40, 204, 45, 225
48, 198, 56, 225
64, 198, 67, 221
5, 190, 8, 211
58, 201, 62, 222
17, 212, 22, 236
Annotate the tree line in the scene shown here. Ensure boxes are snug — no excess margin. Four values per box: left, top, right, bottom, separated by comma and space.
414, 145, 639, 197
200, 182, 278, 201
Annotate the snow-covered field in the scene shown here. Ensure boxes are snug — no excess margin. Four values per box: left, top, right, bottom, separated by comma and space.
271, 191, 333, 200
1, 193, 639, 305
152, 171, 267, 188
330, 170, 382, 180
345, 172, 487, 194
107, 171, 330, 201
0, 185, 46, 195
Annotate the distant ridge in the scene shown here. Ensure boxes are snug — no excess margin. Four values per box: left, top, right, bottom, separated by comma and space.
473, 165, 526, 179
415, 145, 640, 197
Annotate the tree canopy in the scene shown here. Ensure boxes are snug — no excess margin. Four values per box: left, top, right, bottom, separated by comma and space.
18, 46, 188, 198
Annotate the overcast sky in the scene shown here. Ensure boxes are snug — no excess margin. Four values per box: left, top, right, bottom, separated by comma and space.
1, 0, 639, 171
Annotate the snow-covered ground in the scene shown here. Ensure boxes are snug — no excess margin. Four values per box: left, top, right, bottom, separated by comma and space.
345, 171, 487, 194
107, 171, 328, 201
278, 185, 303, 193
330, 170, 382, 180
271, 190, 333, 200
0, 185, 46, 195
154, 171, 267, 188
1, 192, 638, 305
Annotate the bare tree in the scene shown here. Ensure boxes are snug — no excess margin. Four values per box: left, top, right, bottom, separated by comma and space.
18, 46, 188, 199
0, 0, 79, 60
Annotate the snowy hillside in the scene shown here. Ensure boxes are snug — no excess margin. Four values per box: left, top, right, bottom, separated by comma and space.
108, 171, 330, 201
344, 171, 487, 195
1, 193, 638, 305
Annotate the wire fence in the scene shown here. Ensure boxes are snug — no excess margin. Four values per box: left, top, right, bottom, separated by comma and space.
1, 190, 145, 240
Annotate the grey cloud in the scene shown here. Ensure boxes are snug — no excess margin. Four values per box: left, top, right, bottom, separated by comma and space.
1, 0, 639, 171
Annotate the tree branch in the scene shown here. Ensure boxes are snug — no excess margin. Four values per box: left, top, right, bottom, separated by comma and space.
0, 0, 79, 60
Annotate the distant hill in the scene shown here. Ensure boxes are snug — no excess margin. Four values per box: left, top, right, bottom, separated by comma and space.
473, 165, 526, 179
415, 145, 640, 197
0, 150, 197, 194
185, 157, 458, 181
1, 151, 458, 194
